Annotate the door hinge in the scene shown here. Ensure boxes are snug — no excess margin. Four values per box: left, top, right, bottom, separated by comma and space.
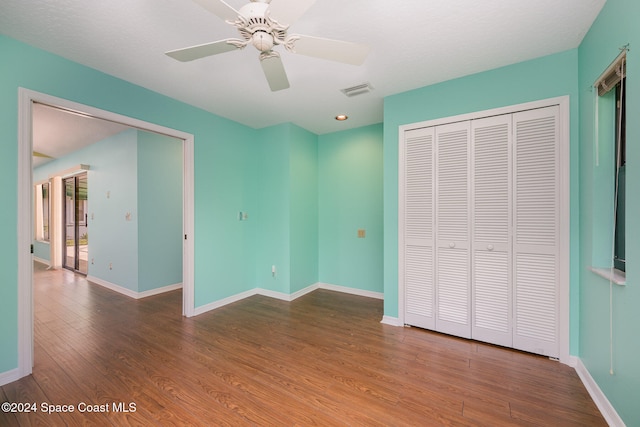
184, 234, 187, 240
30, 244, 34, 254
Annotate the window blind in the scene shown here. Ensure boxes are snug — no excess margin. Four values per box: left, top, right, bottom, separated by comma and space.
594, 51, 626, 96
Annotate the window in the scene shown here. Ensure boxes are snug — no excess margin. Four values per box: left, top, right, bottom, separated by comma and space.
613, 77, 625, 272
593, 50, 626, 275
35, 182, 50, 242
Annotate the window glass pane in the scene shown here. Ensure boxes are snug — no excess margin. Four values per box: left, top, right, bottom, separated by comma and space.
614, 78, 626, 272
42, 183, 50, 241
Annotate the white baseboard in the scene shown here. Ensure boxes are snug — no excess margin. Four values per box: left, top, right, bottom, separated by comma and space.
289, 283, 321, 300
33, 256, 50, 266
137, 283, 182, 299
574, 358, 625, 427
566, 355, 579, 368
381, 315, 403, 326
317, 282, 384, 300
257, 283, 319, 302
193, 282, 383, 317
0, 368, 21, 387
193, 289, 257, 316
87, 276, 182, 300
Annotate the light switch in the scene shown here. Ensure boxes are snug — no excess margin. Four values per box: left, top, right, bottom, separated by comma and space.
357, 229, 366, 238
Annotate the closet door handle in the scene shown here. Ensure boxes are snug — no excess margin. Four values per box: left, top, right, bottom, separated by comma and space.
487, 244, 494, 251
449, 242, 456, 248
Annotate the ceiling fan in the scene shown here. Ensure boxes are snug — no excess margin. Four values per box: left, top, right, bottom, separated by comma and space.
166, 0, 370, 91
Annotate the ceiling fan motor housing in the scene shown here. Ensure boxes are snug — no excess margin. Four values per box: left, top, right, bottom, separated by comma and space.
236, 1, 287, 53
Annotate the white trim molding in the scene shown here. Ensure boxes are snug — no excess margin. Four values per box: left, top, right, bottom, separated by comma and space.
193, 289, 258, 317
318, 283, 384, 300
33, 257, 50, 267
575, 358, 626, 427
87, 276, 182, 300
381, 316, 404, 327
258, 284, 319, 302
0, 368, 21, 387
193, 283, 383, 317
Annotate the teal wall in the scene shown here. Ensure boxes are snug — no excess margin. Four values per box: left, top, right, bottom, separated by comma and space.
82, 130, 139, 290
319, 123, 384, 292
33, 241, 50, 262
578, 0, 640, 424
0, 34, 381, 378
8, 11, 636, 421
0, 35, 261, 372
256, 124, 291, 293
137, 131, 183, 292
193, 121, 260, 306
289, 125, 319, 294
256, 123, 320, 294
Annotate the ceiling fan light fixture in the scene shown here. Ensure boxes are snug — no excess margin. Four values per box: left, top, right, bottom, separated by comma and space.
252, 31, 274, 51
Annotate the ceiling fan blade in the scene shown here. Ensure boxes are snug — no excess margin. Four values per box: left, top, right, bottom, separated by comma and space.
166, 39, 239, 62
192, 0, 239, 22
260, 54, 290, 91
288, 35, 370, 66
268, 0, 316, 26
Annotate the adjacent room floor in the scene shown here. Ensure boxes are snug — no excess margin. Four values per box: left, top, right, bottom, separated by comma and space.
0, 261, 606, 425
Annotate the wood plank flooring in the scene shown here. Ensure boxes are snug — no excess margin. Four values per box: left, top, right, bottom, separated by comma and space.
0, 262, 606, 426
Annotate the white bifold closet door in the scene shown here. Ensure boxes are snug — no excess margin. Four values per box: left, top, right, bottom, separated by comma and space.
403, 127, 435, 330
471, 115, 513, 347
512, 106, 560, 358
435, 122, 471, 338
401, 104, 560, 358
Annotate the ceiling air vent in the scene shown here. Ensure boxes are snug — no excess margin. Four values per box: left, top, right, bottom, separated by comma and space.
341, 82, 373, 97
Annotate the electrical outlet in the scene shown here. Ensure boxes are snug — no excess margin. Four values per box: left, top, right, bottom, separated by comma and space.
109, 262, 113, 270
271, 265, 276, 277
357, 229, 366, 238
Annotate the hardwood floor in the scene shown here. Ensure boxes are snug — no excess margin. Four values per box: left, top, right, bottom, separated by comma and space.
1, 262, 606, 426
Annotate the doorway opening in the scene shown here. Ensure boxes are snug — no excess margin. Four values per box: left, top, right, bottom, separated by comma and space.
17, 88, 195, 380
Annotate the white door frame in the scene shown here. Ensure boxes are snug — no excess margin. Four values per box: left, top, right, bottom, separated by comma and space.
397, 96, 571, 365
17, 88, 196, 378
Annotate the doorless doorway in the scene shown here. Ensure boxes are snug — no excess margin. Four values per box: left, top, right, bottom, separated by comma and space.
17, 88, 195, 380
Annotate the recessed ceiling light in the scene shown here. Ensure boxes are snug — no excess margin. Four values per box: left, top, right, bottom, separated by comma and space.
335, 114, 348, 121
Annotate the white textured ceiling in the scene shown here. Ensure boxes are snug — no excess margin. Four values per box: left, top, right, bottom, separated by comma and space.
2, 0, 604, 139
32, 104, 130, 167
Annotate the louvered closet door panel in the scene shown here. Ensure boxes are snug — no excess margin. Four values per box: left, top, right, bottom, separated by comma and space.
403, 127, 435, 329
435, 121, 471, 338
471, 115, 513, 347
512, 106, 560, 358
